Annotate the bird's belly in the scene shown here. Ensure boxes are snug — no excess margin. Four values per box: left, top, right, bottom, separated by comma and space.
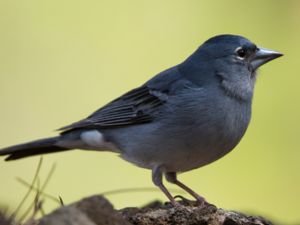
121, 143, 234, 172
119, 125, 245, 172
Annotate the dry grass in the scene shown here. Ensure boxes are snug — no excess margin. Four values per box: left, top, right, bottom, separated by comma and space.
0, 158, 62, 225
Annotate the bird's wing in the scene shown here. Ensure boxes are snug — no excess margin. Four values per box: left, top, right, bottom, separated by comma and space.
58, 85, 169, 132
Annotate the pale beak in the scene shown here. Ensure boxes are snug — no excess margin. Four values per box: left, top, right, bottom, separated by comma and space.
250, 47, 283, 70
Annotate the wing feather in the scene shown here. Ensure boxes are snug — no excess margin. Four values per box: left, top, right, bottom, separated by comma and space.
59, 85, 166, 132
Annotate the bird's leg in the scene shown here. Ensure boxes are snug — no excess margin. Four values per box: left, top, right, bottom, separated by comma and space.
152, 166, 179, 206
165, 172, 206, 206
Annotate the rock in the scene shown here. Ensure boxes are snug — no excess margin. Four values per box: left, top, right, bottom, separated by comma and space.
120, 200, 273, 225
38, 207, 96, 225
38, 195, 130, 225
35, 195, 274, 225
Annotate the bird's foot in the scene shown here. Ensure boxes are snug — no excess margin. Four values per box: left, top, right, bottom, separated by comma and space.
172, 195, 199, 207
173, 195, 209, 208
194, 195, 207, 208
164, 198, 181, 207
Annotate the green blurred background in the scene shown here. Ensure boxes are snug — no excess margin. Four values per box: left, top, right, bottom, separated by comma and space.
0, 0, 299, 223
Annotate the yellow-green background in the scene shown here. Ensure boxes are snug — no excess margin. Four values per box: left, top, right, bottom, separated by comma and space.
0, 0, 299, 224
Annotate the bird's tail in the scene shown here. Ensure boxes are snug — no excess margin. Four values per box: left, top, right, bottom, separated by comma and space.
0, 136, 70, 161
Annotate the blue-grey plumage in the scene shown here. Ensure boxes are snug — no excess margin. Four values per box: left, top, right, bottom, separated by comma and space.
0, 34, 283, 206
111, 87, 251, 172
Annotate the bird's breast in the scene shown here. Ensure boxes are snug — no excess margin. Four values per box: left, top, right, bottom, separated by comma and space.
182, 95, 252, 171
155, 89, 252, 172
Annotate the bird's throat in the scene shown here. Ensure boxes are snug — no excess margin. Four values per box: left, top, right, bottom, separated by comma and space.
217, 73, 255, 102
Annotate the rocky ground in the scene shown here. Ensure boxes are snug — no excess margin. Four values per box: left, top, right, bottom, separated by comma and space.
0, 195, 276, 225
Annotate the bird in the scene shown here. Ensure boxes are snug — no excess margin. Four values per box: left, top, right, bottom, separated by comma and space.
0, 34, 282, 206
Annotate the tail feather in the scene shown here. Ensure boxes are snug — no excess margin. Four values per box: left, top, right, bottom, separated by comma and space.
0, 137, 69, 161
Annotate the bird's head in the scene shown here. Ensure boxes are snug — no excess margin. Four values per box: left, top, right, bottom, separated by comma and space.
182, 34, 283, 101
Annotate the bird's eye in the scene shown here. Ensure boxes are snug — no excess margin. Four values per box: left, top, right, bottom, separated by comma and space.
236, 47, 247, 58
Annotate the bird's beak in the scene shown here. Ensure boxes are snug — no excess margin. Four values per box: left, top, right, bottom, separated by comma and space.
250, 47, 283, 70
